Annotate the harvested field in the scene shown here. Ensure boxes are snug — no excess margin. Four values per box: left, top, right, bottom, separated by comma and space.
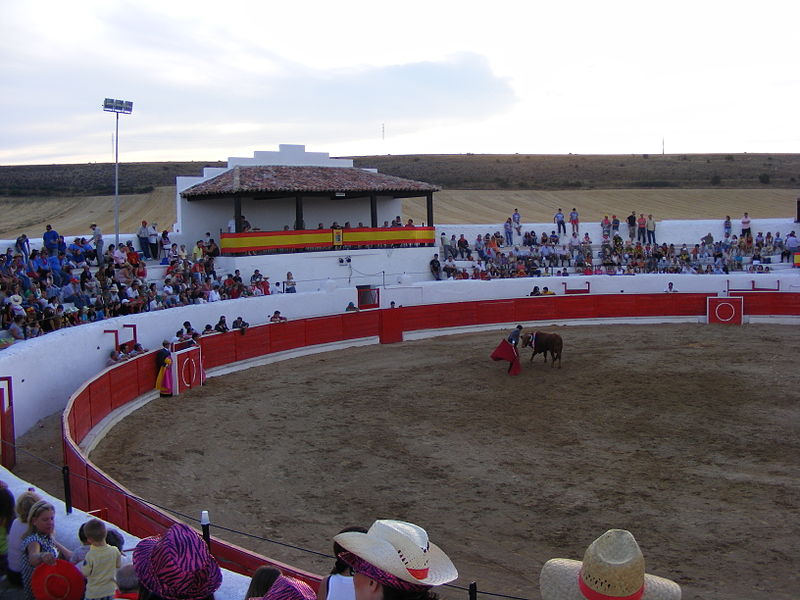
0, 187, 796, 240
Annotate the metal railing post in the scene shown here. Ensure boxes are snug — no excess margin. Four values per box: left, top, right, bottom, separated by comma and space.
201, 510, 211, 549
62, 465, 72, 514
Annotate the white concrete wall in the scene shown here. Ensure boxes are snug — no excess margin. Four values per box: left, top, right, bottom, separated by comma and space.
216, 247, 433, 291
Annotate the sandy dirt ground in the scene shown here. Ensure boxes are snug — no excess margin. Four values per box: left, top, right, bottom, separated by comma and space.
13, 324, 784, 600
1, 187, 796, 240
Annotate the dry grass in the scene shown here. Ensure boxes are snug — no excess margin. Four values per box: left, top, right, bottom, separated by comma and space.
404, 188, 799, 225
0, 186, 176, 239
0, 186, 797, 240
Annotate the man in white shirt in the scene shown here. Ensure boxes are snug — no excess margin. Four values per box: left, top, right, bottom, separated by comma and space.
147, 223, 159, 259
91, 224, 104, 266
137, 221, 151, 259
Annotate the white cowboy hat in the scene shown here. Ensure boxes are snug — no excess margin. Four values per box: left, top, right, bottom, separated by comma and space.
9, 295, 23, 305
334, 520, 457, 587
540, 530, 681, 600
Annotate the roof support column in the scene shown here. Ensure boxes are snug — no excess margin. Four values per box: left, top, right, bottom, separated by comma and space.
370, 193, 378, 228
426, 192, 434, 229
234, 196, 242, 233
295, 195, 305, 230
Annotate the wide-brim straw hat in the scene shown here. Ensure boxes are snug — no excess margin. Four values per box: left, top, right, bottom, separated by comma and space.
334, 519, 457, 587
9, 295, 23, 305
539, 529, 681, 600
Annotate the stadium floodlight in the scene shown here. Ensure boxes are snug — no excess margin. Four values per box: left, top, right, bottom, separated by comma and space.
102, 98, 134, 245
103, 98, 133, 114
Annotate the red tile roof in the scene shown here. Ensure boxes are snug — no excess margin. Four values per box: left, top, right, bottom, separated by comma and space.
182, 166, 438, 197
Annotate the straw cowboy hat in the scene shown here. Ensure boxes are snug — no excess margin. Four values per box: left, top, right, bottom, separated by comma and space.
9, 295, 23, 306
539, 529, 681, 600
334, 519, 457, 587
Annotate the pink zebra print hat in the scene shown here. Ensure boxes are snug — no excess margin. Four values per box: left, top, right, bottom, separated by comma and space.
133, 523, 222, 600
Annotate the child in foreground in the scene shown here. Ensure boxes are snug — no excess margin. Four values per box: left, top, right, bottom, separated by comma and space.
80, 518, 122, 600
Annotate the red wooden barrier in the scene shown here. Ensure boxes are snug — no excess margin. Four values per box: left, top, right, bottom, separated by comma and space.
233, 325, 270, 361
87, 465, 129, 531
268, 321, 306, 352
124, 496, 177, 540
201, 333, 237, 369
514, 296, 558, 321
341, 311, 380, 339
62, 440, 89, 511
88, 375, 112, 430
399, 305, 440, 331
379, 309, 403, 343
110, 362, 139, 412
136, 354, 158, 397
71, 389, 93, 443
477, 300, 515, 324
439, 302, 478, 328
305, 315, 344, 345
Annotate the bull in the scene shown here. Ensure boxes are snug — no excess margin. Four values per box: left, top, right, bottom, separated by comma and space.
521, 331, 563, 368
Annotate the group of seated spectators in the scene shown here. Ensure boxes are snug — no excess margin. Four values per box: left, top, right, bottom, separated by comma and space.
434, 227, 798, 280
0, 230, 299, 344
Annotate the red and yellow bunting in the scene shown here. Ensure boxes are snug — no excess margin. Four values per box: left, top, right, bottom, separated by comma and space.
220, 227, 435, 254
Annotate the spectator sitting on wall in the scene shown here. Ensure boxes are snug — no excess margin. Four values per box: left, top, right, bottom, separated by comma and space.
429, 254, 442, 280
232, 316, 249, 334
214, 316, 229, 333
285, 271, 297, 293
270, 310, 288, 323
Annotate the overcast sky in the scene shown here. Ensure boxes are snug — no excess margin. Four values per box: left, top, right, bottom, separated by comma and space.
1, 0, 797, 165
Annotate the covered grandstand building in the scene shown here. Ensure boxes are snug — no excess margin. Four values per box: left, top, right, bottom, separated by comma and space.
176, 144, 437, 250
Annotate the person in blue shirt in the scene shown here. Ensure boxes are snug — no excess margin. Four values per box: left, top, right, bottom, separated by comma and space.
67, 239, 86, 267
42, 225, 59, 253
47, 252, 66, 286
29, 250, 49, 280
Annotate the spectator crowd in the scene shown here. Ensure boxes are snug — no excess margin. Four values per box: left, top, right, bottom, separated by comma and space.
1, 224, 299, 344
4, 212, 797, 344
433, 210, 798, 281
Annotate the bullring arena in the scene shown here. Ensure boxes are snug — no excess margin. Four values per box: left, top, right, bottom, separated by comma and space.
2, 149, 800, 600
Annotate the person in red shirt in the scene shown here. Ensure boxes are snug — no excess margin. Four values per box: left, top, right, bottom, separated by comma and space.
637, 213, 647, 243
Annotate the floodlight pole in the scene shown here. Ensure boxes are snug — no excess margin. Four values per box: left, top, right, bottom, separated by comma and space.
103, 98, 133, 247
114, 111, 120, 246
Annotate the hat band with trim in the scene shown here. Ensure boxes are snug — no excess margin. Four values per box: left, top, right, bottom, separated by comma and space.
578, 573, 644, 600
339, 552, 430, 592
